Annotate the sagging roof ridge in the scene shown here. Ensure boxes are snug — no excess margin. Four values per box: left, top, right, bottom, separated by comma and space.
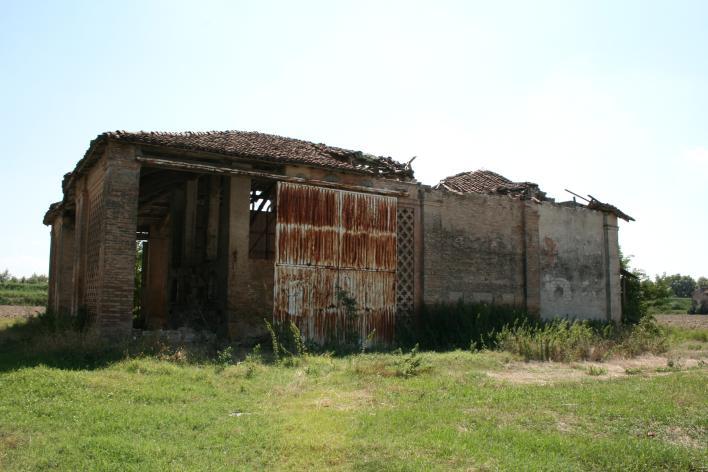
109, 130, 413, 177
45, 129, 415, 225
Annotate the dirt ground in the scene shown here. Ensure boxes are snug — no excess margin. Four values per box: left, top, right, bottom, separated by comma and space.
0, 305, 44, 318
656, 314, 708, 329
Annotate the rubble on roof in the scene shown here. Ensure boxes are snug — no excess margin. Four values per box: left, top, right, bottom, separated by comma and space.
435, 169, 549, 201
587, 196, 635, 222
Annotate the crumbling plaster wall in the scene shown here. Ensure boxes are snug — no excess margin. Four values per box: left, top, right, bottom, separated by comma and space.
537, 204, 621, 321
421, 188, 621, 322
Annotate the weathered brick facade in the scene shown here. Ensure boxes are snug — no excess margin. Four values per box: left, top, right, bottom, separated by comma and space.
44, 131, 627, 342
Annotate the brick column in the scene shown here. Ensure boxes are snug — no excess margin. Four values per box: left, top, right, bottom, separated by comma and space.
96, 142, 140, 338
225, 175, 251, 339
50, 215, 75, 315
603, 214, 622, 322
48, 221, 58, 313
523, 202, 541, 316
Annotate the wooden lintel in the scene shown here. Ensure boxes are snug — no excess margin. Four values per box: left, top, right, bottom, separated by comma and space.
136, 156, 409, 197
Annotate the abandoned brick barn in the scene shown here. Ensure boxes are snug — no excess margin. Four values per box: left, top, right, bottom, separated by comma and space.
43, 131, 632, 344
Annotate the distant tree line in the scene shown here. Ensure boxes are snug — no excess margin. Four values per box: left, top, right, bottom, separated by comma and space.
642, 273, 707, 299
621, 252, 707, 322
0, 269, 48, 285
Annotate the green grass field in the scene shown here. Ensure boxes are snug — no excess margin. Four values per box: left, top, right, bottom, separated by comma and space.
0, 319, 706, 471
0, 282, 47, 306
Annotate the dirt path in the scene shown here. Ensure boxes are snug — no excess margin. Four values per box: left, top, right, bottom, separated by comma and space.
0, 305, 44, 318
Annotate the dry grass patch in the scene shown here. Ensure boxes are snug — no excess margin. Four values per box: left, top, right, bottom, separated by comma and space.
312, 388, 375, 411
656, 315, 708, 330
487, 354, 707, 385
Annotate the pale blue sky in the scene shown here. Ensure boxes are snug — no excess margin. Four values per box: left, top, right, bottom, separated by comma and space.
1, 0, 706, 278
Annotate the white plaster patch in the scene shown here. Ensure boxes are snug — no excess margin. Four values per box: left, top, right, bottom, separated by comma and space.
543, 276, 572, 302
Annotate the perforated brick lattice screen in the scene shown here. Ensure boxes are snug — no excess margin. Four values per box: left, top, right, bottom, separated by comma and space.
397, 207, 415, 317
84, 187, 104, 316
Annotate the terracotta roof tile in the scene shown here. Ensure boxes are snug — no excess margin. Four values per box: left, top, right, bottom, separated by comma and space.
436, 170, 547, 200
104, 130, 413, 178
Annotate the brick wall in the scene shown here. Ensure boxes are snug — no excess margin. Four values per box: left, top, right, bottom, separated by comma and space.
421, 189, 527, 307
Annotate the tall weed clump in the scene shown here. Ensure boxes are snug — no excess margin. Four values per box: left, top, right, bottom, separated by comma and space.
264, 319, 308, 365
615, 316, 667, 357
397, 301, 532, 351
497, 320, 603, 362
496, 316, 668, 362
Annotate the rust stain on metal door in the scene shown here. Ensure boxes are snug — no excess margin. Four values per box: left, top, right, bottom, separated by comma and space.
274, 182, 397, 345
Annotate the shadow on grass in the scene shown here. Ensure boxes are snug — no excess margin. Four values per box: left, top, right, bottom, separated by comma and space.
0, 344, 126, 372
0, 312, 222, 372
0, 303, 670, 372
0, 314, 124, 371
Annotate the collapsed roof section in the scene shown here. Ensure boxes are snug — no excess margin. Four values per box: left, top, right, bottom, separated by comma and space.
435, 169, 549, 201
436, 169, 635, 222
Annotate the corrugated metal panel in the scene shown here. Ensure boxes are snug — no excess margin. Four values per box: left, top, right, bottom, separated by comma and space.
338, 269, 396, 342
274, 182, 397, 345
340, 191, 397, 271
276, 183, 339, 268
273, 266, 340, 342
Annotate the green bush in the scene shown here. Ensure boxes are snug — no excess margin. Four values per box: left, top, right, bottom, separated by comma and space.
395, 343, 424, 378
616, 316, 667, 356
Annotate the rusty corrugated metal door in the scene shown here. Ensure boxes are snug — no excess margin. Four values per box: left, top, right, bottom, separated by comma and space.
274, 182, 397, 345
339, 191, 397, 342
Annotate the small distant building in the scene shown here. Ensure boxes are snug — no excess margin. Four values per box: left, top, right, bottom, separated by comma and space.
44, 131, 632, 344
690, 287, 708, 314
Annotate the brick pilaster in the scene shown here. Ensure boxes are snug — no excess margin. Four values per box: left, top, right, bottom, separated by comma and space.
96, 142, 140, 338
523, 202, 541, 316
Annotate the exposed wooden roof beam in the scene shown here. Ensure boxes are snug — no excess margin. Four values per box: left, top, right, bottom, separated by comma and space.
136, 156, 409, 197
